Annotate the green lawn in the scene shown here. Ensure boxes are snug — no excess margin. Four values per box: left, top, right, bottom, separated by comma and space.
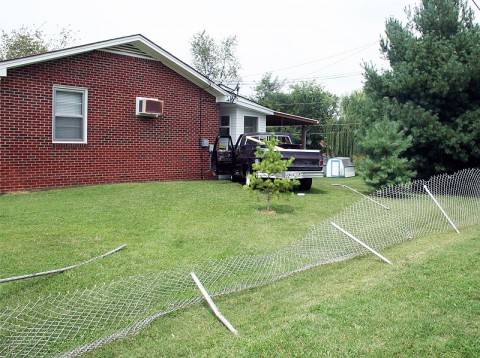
0, 177, 369, 308
1, 177, 479, 357
88, 227, 480, 357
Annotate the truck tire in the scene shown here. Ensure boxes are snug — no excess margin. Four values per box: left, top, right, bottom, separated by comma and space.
299, 178, 312, 191
230, 172, 241, 182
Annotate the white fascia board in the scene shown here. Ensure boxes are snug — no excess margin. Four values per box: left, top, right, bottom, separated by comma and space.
0, 36, 144, 72
233, 97, 274, 115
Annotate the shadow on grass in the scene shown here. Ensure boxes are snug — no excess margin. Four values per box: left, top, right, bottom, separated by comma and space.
273, 204, 297, 214
254, 204, 296, 214
248, 187, 328, 214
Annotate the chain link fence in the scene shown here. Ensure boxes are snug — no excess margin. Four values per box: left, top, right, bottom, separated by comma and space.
1, 168, 479, 357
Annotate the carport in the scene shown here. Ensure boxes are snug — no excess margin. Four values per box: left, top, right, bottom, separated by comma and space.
266, 111, 318, 149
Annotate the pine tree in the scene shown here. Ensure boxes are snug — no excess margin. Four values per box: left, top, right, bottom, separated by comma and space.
363, 0, 480, 178
358, 120, 416, 189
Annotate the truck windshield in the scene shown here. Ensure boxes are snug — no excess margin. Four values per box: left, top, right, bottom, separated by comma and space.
244, 135, 292, 146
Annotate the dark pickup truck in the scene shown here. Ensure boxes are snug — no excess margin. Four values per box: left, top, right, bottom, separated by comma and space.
211, 132, 324, 191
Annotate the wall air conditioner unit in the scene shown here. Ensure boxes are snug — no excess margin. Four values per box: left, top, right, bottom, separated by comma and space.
136, 97, 164, 118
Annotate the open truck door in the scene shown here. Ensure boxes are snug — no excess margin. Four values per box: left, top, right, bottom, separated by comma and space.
211, 135, 235, 175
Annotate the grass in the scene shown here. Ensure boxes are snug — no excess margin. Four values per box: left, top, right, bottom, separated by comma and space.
0, 177, 369, 308
87, 227, 480, 357
1, 177, 479, 356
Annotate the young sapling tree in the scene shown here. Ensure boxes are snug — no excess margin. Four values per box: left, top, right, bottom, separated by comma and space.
245, 135, 299, 212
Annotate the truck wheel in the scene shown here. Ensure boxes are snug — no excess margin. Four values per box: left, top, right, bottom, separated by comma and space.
231, 172, 241, 182
299, 178, 312, 191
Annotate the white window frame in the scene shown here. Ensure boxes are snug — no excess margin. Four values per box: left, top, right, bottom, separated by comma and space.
219, 115, 230, 135
52, 85, 88, 143
244, 116, 258, 133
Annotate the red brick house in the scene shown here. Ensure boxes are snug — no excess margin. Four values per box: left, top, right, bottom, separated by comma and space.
0, 34, 316, 193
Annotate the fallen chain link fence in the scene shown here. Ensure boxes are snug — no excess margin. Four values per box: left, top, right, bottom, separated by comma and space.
1, 168, 479, 357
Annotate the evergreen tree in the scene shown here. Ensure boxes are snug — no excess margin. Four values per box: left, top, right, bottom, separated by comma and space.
357, 119, 416, 189
363, 0, 480, 178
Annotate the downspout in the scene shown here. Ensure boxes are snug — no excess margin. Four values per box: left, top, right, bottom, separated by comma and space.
198, 82, 216, 180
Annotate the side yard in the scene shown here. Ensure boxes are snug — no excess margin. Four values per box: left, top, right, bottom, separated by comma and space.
1, 178, 478, 356
0, 177, 369, 307
89, 226, 480, 357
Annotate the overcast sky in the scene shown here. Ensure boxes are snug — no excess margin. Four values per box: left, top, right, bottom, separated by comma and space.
2, 0, 479, 97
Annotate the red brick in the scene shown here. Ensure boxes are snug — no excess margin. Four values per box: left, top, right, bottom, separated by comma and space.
0, 51, 219, 192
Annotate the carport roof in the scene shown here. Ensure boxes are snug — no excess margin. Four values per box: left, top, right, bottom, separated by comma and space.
266, 111, 318, 126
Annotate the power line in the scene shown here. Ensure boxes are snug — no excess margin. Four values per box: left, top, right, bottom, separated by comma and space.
273, 102, 328, 107
242, 41, 377, 78
472, 0, 480, 11
291, 44, 375, 81
224, 71, 363, 87
290, 72, 363, 83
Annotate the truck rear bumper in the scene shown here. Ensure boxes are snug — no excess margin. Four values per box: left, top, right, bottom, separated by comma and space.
256, 171, 325, 179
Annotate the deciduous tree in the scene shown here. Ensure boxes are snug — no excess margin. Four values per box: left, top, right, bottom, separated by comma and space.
252, 72, 288, 110
190, 30, 241, 86
0, 26, 77, 60
253, 76, 339, 147
245, 135, 298, 212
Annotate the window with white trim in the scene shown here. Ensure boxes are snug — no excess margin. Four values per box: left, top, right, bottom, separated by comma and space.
219, 115, 230, 135
53, 86, 88, 143
244, 116, 258, 133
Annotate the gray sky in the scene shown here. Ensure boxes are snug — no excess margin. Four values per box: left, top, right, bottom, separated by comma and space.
2, 0, 479, 97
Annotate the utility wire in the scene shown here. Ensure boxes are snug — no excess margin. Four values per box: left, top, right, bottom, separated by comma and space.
231, 42, 374, 90
224, 72, 362, 87
472, 0, 480, 11
292, 44, 375, 81
242, 41, 377, 78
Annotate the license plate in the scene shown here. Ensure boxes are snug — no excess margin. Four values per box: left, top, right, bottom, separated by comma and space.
284, 172, 299, 179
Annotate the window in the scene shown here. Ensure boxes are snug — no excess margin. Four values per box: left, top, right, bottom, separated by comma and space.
244, 116, 258, 133
53, 86, 88, 143
219, 115, 230, 136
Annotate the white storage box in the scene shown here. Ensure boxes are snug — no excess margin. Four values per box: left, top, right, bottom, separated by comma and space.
326, 157, 356, 178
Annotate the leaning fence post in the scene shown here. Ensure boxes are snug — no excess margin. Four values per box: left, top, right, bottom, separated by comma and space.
191, 271, 239, 336
331, 184, 390, 210
423, 185, 460, 234
331, 222, 393, 265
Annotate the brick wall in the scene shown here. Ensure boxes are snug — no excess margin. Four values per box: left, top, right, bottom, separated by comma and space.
0, 51, 219, 192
